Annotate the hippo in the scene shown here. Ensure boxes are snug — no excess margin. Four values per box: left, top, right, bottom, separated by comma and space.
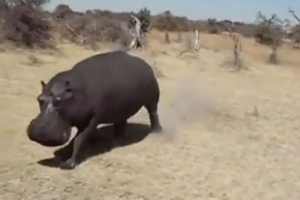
27, 50, 163, 170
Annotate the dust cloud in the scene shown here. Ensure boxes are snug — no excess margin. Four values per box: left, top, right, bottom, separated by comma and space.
158, 73, 216, 140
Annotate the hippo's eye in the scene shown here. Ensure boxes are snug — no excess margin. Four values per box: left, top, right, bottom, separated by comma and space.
53, 96, 62, 107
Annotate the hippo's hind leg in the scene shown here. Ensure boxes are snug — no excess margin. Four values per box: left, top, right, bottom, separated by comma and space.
145, 103, 162, 133
113, 120, 127, 138
112, 120, 127, 147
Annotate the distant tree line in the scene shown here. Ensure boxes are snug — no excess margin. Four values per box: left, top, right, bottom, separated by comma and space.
0, 0, 299, 49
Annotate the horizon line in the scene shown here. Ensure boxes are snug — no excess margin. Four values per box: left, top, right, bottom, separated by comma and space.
43, 3, 261, 24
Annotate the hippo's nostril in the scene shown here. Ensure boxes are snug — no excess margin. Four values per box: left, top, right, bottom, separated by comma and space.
39, 124, 45, 129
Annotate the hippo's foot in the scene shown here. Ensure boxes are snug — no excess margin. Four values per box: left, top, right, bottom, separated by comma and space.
54, 147, 72, 162
151, 125, 163, 133
59, 158, 77, 170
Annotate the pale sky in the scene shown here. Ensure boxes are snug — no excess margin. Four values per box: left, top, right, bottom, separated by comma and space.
44, 0, 300, 24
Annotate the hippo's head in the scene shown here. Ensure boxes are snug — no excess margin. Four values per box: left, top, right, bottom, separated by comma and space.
27, 79, 73, 147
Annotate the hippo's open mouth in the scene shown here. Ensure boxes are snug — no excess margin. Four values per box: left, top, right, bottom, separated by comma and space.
28, 131, 70, 147
27, 118, 71, 147
38, 140, 64, 147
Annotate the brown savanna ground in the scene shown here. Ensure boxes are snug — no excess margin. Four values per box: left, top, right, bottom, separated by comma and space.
1, 31, 300, 200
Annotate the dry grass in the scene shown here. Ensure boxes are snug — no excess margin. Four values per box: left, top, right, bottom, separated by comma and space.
163, 31, 300, 67
1, 32, 300, 200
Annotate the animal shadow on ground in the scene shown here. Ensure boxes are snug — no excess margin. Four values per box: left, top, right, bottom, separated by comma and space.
37, 122, 151, 168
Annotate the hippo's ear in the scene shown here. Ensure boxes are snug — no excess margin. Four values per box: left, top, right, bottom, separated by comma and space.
40, 80, 46, 90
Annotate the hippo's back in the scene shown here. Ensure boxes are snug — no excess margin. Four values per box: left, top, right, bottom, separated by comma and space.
71, 51, 155, 83
69, 51, 160, 123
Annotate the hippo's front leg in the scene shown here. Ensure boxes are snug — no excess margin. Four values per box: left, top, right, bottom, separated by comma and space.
59, 118, 98, 170
54, 126, 84, 162
53, 142, 73, 162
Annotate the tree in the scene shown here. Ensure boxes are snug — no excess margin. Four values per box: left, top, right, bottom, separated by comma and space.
153, 11, 177, 31
254, 11, 288, 64
1, 0, 50, 8
128, 7, 151, 34
288, 8, 300, 48
53, 4, 73, 19
254, 12, 288, 46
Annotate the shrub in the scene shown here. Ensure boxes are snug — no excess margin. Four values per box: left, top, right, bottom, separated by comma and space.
152, 11, 191, 32
56, 11, 131, 48
53, 4, 73, 19
2, 1, 52, 48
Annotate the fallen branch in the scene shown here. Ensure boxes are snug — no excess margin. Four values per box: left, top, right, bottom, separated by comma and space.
64, 22, 85, 44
